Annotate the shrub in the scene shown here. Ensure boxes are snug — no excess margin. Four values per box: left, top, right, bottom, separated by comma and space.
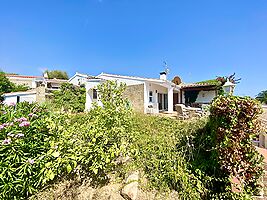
129, 114, 208, 199
52, 83, 86, 112
44, 80, 133, 182
0, 102, 54, 199
0, 72, 29, 101
209, 96, 264, 195
45, 70, 69, 80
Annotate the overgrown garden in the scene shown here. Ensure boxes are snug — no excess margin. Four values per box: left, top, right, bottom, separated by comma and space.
0, 81, 264, 200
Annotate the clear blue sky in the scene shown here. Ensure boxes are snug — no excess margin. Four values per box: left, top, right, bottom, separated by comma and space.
0, 0, 267, 97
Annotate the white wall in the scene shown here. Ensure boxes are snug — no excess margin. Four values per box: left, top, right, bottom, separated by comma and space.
85, 81, 102, 110
4, 93, 36, 105
145, 83, 168, 113
69, 75, 88, 86
98, 75, 144, 86
84, 76, 174, 113
195, 90, 216, 103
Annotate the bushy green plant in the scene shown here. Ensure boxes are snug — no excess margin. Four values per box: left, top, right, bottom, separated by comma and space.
45, 70, 69, 80
52, 82, 86, 112
256, 90, 267, 104
0, 72, 29, 101
44, 80, 133, 181
0, 102, 54, 199
128, 114, 208, 199
209, 96, 264, 196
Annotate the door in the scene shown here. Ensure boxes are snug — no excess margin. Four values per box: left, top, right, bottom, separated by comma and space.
158, 93, 163, 110
164, 94, 168, 110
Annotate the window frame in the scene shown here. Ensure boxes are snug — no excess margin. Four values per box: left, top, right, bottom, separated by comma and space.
92, 89, 98, 100
149, 91, 153, 103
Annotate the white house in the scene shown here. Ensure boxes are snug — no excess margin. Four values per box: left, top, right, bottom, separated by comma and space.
68, 72, 95, 86
179, 82, 220, 106
85, 72, 181, 114
3, 90, 37, 105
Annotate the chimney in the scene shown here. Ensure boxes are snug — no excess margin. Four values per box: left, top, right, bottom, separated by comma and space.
43, 72, 49, 79
160, 71, 167, 80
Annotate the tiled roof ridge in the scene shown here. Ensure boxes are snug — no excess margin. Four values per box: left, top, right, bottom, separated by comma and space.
180, 82, 219, 88
99, 72, 166, 82
6, 74, 42, 79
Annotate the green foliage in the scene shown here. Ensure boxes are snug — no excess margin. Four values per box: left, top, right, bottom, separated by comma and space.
0, 72, 29, 101
184, 90, 200, 105
52, 83, 86, 112
129, 115, 208, 199
0, 80, 263, 200
256, 90, 267, 104
209, 96, 264, 196
197, 79, 222, 86
0, 102, 54, 199
40, 80, 133, 180
0, 72, 14, 95
11, 84, 29, 92
45, 70, 69, 80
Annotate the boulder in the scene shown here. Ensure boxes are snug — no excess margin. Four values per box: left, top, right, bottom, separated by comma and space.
121, 171, 139, 200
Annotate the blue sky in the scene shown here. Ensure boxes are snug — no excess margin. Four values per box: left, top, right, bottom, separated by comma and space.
0, 0, 267, 97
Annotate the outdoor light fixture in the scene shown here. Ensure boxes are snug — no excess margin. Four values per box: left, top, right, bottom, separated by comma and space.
222, 79, 236, 95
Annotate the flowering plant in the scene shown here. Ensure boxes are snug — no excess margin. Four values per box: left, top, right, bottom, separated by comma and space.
0, 102, 53, 199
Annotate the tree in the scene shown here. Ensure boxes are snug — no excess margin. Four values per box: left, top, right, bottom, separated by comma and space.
0, 72, 29, 102
0, 72, 14, 94
52, 83, 86, 112
45, 70, 69, 80
256, 90, 267, 104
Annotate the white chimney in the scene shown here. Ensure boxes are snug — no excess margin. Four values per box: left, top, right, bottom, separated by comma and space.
160, 71, 167, 80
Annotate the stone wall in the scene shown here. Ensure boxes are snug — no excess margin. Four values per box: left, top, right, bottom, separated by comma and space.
123, 84, 144, 113
8, 78, 33, 88
36, 86, 46, 103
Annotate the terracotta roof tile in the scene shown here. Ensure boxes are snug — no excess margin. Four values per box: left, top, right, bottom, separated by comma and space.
6, 74, 42, 79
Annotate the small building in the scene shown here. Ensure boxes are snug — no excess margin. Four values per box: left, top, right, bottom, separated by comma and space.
68, 72, 95, 86
3, 74, 67, 104
6, 74, 42, 88
179, 82, 220, 106
4, 90, 37, 104
84, 72, 181, 114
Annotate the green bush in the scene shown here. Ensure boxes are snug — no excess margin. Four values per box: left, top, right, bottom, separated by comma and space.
209, 96, 264, 195
0, 102, 54, 199
52, 82, 86, 112
42, 80, 133, 181
129, 114, 208, 199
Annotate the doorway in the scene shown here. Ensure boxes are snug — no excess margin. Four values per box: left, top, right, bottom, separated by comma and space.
158, 93, 168, 111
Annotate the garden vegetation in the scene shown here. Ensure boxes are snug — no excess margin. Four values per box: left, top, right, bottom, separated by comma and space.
0, 80, 264, 200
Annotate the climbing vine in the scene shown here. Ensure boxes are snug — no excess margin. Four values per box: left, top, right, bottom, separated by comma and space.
210, 96, 264, 195
184, 90, 200, 105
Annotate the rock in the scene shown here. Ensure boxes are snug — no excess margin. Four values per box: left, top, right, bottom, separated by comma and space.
121, 171, 139, 200
76, 186, 95, 200
126, 171, 139, 183
109, 192, 125, 200
93, 184, 122, 200
121, 182, 138, 200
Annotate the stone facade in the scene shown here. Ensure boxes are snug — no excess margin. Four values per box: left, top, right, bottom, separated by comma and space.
9, 78, 33, 88
36, 86, 46, 103
123, 84, 144, 113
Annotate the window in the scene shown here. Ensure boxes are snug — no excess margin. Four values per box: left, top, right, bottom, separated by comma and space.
93, 89, 97, 99
149, 91, 153, 102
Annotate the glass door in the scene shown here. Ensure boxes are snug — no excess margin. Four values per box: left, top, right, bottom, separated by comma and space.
158, 93, 163, 111
164, 94, 168, 110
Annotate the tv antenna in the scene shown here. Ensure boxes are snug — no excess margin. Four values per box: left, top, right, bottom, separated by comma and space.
163, 61, 170, 75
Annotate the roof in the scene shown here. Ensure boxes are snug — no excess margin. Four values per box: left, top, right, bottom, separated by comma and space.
98, 72, 176, 86
180, 82, 219, 89
68, 72, 95, 82
4, 89, 36, 96
45, 79, 68, 83
6, 74, 42, 79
